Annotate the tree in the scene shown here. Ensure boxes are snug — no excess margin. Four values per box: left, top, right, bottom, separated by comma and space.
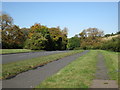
2, 25, 25, 48
62, 27, 68, 37
48, 27, 68, 50
104, 34, 111, 37
79, 28, 104, 38
116, 31, 120, 34
24, 33, 47, 50
79, 28, 104, 49
24, 24, 68, 50
101, 36, 120, 52
67, 35, 80, 50
21, 27, 30, 40
0, 13, 13, 30
48, 27, 63, 50
24, 23, 51, 50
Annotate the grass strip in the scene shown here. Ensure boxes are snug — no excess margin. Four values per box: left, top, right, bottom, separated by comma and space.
100, 50, 118, 81
2, 50, 83, 80
0, 49, 42, 54
36, 50, 98, 88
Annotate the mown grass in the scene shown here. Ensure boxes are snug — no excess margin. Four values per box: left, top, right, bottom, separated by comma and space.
0, 49, 36, 54
36, 50, 98, 88
2, 50, 83, 80
100, 50, 118, 81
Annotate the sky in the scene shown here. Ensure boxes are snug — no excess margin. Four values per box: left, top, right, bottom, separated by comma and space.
2, 2, 118, 38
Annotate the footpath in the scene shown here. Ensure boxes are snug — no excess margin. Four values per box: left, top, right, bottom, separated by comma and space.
90, 53, 118, 89
3, 50, 89, 88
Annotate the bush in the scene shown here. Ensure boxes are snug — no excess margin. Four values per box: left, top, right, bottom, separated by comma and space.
67, 36, 80, 50
101, 36, 120, 52
24, 33, 47, 50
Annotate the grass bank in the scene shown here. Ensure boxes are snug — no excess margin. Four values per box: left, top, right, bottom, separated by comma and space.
2, 50, 83, 80
100, 50, 118, 81
36, 50, 98, 88
0, 49, 37, 54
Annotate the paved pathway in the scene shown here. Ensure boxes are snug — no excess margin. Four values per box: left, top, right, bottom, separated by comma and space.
2, 51, 69, 64
2, 50, 89, 88
90, 53, 118, 88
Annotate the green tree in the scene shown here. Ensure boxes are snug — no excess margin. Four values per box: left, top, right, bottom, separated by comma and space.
24, 23, 51, 50
24, 33, 47, 50
67, 36, 80, 50
104, 34, 111, 37
48, 27, 68, 50
48, 27, 63, 50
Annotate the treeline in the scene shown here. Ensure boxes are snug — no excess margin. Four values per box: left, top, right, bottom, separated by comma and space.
67, 28, 120, 52
100, 36, 120, 52
24, 24, 68, 50
67, 28, 104, 50
104, 31, 120, 37
1, 14, 68, 50
1, 13, 119, 52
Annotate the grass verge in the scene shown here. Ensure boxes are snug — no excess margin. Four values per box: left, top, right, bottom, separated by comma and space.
2, 50, 83, 80
0, 49, 42, 54
36, 50, 98, 88
100, 50, 118, 81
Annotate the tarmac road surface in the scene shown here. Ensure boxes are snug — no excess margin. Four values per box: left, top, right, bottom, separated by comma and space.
2, 50, 89, 88
2, 51, 69, 64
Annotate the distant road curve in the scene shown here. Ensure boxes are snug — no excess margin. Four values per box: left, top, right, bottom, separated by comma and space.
2, 51, 69, 64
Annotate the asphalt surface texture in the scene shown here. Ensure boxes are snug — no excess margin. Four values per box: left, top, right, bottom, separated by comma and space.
95, 53, 109, 80
90, 53, 118, 88
2, 50, 89, 88
2, 51, 69, 64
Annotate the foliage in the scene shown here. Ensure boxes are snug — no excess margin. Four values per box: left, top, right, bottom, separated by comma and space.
100, 36, 120, 52
1, 14, 119, 52
24, 24, 49, 50
48, 27, 68, 50
80, 37, 102, 49
21, 28, 30, 40
0, 13, 13, 30
24, 24, 68, 50
78, 28, 119, 52
116, 31, 120, 34
48, 27, 62, 50
79, 28, 104, 38
67, 35, 80, 50
24, 33, 47, 50
104, 31, 120, 37
104, 34, 112, 37
2, 25, 26, 49
79, 28, 104, 50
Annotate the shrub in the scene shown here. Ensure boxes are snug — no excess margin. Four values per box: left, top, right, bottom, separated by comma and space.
101, 36, 120, 52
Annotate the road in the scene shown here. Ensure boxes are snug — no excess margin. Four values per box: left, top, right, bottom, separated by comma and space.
2, 50, 89, 88
2, 51, 69, 64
